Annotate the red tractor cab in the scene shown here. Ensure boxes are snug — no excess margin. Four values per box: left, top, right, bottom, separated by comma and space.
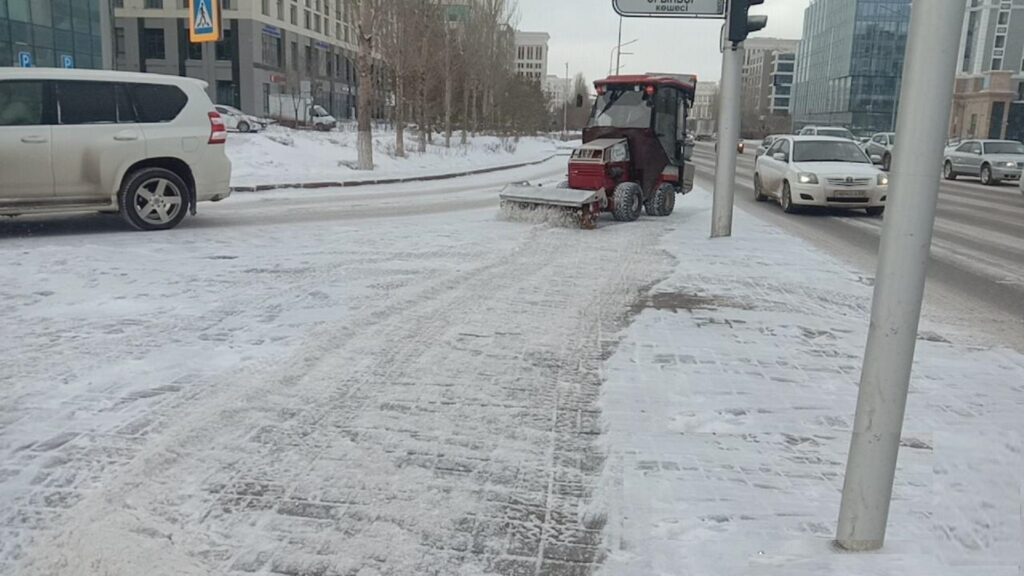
501, 74, 697, 228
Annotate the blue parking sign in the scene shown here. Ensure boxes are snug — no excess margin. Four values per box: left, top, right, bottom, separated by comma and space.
18, 51, 33, 68
61, 54, 75, 69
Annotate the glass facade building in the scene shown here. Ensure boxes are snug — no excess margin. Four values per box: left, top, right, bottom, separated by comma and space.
1, 0, 111, 69
791, 0, 911, 134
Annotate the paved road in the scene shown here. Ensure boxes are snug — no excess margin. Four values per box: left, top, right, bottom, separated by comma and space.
691, 143, 1024, 350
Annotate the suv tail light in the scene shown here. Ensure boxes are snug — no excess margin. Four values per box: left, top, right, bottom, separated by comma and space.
208, 111, 227, 144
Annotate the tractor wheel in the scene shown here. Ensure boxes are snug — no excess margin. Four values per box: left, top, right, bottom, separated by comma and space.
612, 182, 643, 222
645, 183, 676, 217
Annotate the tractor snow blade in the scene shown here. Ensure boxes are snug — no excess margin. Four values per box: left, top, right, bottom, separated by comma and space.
498, 183, 597, 208
498, 183, 599, 229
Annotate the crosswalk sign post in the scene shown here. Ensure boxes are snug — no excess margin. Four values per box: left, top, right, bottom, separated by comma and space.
188, 0, 222, 43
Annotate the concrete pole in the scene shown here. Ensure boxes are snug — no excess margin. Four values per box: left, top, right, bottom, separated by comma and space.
711, 40, 742, 238
563, 62, 569, 139
836, 0, 967, 552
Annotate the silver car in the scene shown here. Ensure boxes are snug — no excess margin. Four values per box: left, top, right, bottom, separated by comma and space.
943, 139, 1024, 185
864, 132, 895, 171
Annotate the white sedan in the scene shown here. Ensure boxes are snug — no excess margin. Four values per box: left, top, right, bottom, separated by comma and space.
753, 135, 889, 216
214, 104, 264, 133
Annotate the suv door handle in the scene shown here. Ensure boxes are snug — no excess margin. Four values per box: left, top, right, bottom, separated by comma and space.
20, 135, 48, 144
113, 131, 139, 141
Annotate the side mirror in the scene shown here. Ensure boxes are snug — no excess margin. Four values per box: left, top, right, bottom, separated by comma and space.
575, 94, 584, 108
870, 154, 882, 163
773, 152, 788, 162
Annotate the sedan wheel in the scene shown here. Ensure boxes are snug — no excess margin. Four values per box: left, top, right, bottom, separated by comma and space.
781, 182, 799, 214
943, 161, 957, 181
237, 121, 251, 133
980, 164, 997, 186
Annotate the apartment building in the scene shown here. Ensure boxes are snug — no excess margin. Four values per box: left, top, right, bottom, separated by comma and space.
113, 0, 361, 118
950, 0, 1024, 141
741, 37, 797, 136
515, 31, 548, 82
691, 81, 718, 136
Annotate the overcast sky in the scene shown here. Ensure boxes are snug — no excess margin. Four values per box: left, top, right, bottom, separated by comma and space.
516, 0, 812, 85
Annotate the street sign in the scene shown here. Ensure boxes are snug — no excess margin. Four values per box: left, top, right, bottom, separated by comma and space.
17, 51, 33, 68
613, 0, 727, 18
188, 0, 222, 43
61, 54, 74, 69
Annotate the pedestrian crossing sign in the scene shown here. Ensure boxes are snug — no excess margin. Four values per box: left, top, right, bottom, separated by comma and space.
188, 0, 222, 43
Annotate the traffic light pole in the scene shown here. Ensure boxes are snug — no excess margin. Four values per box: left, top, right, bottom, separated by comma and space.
711, 38, 742, 238
836, 0, 967, 551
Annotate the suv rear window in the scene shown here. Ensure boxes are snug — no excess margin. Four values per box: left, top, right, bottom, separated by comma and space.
129, 83, 188, 123
0, 81, 45, 126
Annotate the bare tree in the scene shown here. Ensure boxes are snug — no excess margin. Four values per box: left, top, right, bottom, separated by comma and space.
354, 0, 380, 170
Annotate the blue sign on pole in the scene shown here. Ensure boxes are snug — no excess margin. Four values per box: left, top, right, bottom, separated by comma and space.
61, 54, 75, 69
18, 51, 33, 68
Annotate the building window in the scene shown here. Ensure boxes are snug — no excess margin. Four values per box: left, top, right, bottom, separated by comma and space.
262, 33, 282, 67
278, 0, 285, 19
998, 11, 1009, 25
216, 28, 233, 60
145, 0, 163, 8
143, 28, 165, 60
262, 0, 271, 15
305, 10, 311, 29
188, 38, 203, 60
291, 5, 298, 24
114, 0, 124, 7
216, 80, 238, 107
996, 35, 1006, 49
263, 83, 271, 114
290, 40, 298, 69
992, 58, 1003, 70
115, 27, 126, 57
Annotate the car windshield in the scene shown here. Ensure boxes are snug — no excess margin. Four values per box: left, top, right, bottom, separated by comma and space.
818, 128, 853, 139
588, 89, 653, 129
984, 141, 1024, 155
793, 141, 870, 163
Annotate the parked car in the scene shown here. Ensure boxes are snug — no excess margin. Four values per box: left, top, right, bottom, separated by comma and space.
268, 94, 337, 131
714, 140, 746, 154
756, 135, 782, 157
864, 132, 896, 171
215, 104, 263, 133
753, 135, 888, 216
943, 139, 1024, 185
798, 125, 857, 141
0, 68, 231, 230
694, 134, 714, 142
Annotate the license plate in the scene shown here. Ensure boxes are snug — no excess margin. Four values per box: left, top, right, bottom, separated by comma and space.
831, 189, 867, 198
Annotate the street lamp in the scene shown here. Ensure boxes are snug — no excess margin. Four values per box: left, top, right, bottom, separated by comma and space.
609, 39, 638, 76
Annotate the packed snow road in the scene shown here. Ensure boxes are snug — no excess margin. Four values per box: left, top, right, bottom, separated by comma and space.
0, 158, 677, 576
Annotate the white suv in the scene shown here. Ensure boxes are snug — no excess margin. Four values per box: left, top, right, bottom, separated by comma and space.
1, 68, 231, 231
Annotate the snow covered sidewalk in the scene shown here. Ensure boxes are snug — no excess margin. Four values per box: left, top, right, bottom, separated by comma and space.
227, 126, 563, 189
595, 192, 1024, 575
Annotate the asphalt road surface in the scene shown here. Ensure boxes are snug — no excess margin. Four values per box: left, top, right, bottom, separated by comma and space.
692, 143, 1024, 350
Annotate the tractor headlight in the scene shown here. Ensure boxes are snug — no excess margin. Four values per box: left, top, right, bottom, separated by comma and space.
798, 173, 818, 184
877, 174, 889, 186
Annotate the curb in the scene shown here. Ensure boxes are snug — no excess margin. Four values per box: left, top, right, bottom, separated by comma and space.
230, 153, 562, 193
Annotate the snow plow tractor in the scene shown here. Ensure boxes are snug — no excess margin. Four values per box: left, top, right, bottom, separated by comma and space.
500, 74, 697, 228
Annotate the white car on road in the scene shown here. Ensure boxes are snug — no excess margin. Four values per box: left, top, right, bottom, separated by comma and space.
753, 135, 889, 216
1, 68, 231, 230
215, 104, 263, 133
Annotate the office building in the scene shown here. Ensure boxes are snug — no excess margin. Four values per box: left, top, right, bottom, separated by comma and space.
741, 37, 798, 136
949, 0, 1024, 141
791, 0, 911, 134
515, 31, 548, 82
2, 0, 112, 69
113, 0, 360, 118
691, 81, 718, 136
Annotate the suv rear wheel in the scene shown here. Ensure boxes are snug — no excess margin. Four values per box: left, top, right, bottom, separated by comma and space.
120, 167, 190, 231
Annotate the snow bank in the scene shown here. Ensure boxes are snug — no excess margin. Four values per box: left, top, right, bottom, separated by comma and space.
227, 125, 559, 187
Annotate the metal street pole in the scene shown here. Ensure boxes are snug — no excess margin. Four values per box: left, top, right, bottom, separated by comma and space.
563, 62, 569, 139
711, 32, 742, 238
836, 0, 967, 552
616, 16, 624, 74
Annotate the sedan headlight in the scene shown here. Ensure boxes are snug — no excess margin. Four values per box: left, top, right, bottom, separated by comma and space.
877, 174, 889, 186
797, 173, 818, 184
1003, 161, 1017, 168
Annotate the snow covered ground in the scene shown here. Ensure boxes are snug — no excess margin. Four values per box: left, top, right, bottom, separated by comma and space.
226, 125, 562, 187
0, 172, 1021, 575
595, 192, 1024, 575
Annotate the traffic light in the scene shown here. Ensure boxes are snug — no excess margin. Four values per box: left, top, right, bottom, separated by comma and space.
728, 0, 768, 44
